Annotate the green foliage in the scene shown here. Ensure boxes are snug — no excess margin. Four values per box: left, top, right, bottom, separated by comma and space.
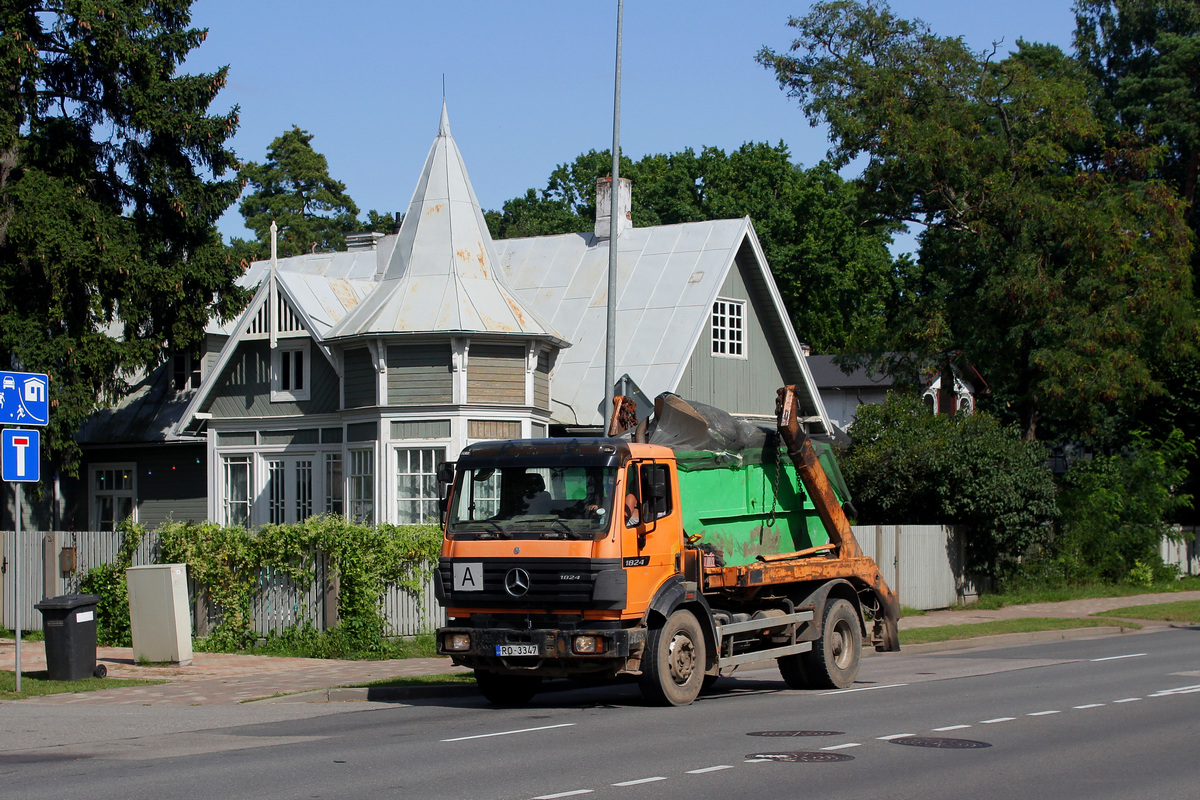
486, 143, 899, 353
236, 126, 384, 260
758, 1, 1196, 441
0, 0, 247, 478
78, 521, 145, 646
1052, 430, 1194, 582
155, 516, 442, 653
841, 393, 1058, 578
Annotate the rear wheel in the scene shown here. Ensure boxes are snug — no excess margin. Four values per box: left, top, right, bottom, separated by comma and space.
640, 609, 706, 706
803, 598, 861, 689
475, 670, 541, 706
777, 652, 809, 689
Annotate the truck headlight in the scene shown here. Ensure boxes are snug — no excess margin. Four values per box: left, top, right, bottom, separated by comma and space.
572, 635, 605, 654
444, 632, 471, 652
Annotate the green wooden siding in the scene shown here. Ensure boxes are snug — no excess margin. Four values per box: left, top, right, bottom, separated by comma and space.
387, 344, 452, 405
391, 420, 452, 439
468, 344, 525, 405
75, 444, 208, 529
207, 339, 338, 419
677, 257, 786, 416
343, 347, 376, 408
534, 350, 550, 410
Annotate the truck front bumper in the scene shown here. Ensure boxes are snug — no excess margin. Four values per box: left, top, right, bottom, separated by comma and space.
437, 625, 647, 677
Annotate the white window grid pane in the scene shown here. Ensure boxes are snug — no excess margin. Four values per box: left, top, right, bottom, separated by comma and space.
296, 460, 313, 520
712, 299, 745, 357
325, 453, 343, 516
349, 449, 374, 524
396, 447, 444, 524
267, 460, 285, 524
224, 455, 252, 527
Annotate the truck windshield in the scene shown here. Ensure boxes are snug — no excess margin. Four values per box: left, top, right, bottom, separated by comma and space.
448, 465, 616, 539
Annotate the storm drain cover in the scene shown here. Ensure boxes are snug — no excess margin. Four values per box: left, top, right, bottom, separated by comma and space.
746, 751, 855, 763
747, 730, 844, 738
889, 736, 992, 749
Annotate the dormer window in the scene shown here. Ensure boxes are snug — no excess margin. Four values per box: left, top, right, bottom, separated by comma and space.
172, 351, 201, 392
272, 340, 310, 402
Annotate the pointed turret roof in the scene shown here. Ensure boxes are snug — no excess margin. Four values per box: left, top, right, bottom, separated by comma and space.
326, 104, 565, 345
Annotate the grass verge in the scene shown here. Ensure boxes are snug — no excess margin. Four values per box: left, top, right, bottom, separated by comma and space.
1, 670, 163, 700
1095, 600, 1200, 624
900, 617, 1139, 645
353, 672, 477, 689
967, 576, 1200, 610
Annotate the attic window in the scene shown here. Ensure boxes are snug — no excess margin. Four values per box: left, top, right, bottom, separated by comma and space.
172, 351, 201, 392
272, 340, 310, 402
711, 298, 745, 358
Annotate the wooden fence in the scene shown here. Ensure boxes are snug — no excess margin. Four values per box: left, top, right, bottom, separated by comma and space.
2, 525, 1196, 634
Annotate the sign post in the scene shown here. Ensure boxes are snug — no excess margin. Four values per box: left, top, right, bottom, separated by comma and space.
1, 371, 49, 695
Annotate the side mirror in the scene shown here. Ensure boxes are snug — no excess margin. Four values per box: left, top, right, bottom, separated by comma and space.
436, 461, 456, 524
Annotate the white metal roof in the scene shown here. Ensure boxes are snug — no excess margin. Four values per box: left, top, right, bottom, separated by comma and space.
325, 104, 564, 345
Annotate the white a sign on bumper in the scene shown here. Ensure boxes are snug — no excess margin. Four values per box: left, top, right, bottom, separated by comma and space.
452, 562, 484, 591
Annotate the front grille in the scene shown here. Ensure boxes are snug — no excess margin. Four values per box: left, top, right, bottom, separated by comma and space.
438, 557, 621, 608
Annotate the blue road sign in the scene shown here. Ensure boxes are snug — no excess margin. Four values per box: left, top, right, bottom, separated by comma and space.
0, 370, 49, 425
2, 429, 40, 482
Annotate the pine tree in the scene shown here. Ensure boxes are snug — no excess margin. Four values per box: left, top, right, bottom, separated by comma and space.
0, 0, 246, 477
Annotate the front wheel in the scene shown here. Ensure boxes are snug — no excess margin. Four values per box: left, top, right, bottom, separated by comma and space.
803, 598, 862, 689
475, 670, 541, 707
640, 609, 707, 706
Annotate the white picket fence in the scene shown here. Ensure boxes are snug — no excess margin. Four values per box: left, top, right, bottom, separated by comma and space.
2, 525, 1196, 634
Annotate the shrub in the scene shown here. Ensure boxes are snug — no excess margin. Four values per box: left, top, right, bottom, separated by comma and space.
841, 392, 1058, 579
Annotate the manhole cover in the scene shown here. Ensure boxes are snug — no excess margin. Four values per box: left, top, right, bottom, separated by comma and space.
888, 737, 992, 749
746, 751, 855, 763
747, 730, 844, 737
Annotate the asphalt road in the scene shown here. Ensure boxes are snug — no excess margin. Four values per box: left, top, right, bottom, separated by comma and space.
2, 627, 1197, 800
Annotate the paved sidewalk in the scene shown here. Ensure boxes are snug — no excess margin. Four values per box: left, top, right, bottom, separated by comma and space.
3, 590, 1197, 706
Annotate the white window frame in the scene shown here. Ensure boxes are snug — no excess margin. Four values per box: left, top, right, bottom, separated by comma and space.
89, 462, 137, 531
394, 446, 446, 525
348, 447, 375, 524
222, 454, 254, 528
711, 298, 746, 358
271, 340, 311, 402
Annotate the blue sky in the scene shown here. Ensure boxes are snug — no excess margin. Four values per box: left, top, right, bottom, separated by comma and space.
185, 1, 1080, 242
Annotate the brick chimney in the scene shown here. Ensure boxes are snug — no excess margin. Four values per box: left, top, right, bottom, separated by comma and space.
595, 177, 632, 240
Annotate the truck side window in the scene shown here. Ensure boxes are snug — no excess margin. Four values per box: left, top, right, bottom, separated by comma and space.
624, 465, 640, 527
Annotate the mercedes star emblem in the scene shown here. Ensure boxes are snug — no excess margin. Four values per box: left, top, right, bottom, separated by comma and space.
503, 567, 531, 597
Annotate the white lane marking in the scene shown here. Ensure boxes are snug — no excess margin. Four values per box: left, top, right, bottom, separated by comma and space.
744, 758, 774, 763
1027, 710, 1061, 716
933, 725, 971, 731
1091, 653, 1146, 662
686, 765, 734, 774
611, 777, 667, 787
1150, 684, 1200, 697
877, 733, 916, 740
981, 717, 1015, 724
820, 743, 861, 751
533, 791, 593, 799
441, 723, 575, 742
1114, 697, 1142, 703
823, 683, 908, 695
1074, 704, 1105, 709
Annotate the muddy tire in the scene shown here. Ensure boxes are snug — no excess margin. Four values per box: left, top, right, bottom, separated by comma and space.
640, 609, 707, 706
475, 670, 541, 706
777, 652, 810, 689
803, 598, 861, 689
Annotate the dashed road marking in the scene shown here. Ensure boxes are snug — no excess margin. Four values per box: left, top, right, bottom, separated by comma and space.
1113, 697, 1142, 703
1074, 704, 1105, 709
686, 765, 734, 774
877, 733, 916, 740
820, 743, 861, 751
611, 777, 667, 787
533, 791, 592, 799
981, 717, 1015, 724
1027, 710, 1061, 716
441, 723, 575, 742
933, 724, 971, 731
823, 683, 908, 695
1091, 653, 1146, 662
1150, 684, 1200, 697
